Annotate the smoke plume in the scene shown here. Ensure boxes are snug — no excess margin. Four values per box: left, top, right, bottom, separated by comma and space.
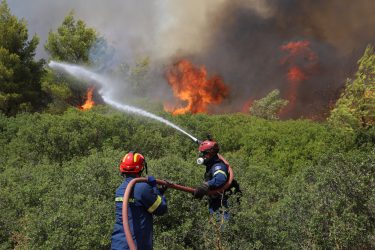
191, 0, 375, 117
8, 0, 375, 118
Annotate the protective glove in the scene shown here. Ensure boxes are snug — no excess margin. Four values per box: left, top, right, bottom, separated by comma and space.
147, 175, 157, 187
193, 182, 209, 199
158, 185, 168, 195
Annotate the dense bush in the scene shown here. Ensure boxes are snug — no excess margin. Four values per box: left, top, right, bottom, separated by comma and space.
0, 108, 373, 249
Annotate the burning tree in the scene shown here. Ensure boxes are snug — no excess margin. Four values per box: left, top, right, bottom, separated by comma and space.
79, 87, 95, 110
165, 59, 229, 115
43, 11, 99, 112
280, 40, 318, 116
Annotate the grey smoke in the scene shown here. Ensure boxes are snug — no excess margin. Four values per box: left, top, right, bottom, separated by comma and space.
194, 0, 375, 117
8, 0, 375, 118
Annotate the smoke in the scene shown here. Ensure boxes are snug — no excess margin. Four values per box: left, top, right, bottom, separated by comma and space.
193, 0, 375, 117
8, 0, 160, 59
7, 0, 225, 60
8, 0, 375, 118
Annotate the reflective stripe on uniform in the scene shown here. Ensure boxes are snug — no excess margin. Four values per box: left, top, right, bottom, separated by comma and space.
115, 197, 135, 203
213, 170, 227, 178
115, 197, 123, 202
147, 195, 162, 213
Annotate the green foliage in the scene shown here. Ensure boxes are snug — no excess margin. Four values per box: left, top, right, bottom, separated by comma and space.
329, 45, 375, 131
43, 11, 99, 113
0, 109, 373, 249
0, 0, 45, 115
274, 151, 375, 249
250, 89, 288, 120
41, 69, 72, 113
129, 56, 150, 95
45, 11, 97, 64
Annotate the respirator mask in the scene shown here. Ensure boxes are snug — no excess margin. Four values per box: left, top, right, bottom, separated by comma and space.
197, 150, 209, 165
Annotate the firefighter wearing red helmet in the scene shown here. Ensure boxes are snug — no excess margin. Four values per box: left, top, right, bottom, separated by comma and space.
194, 139, 230, 219
111, 151, 168, 250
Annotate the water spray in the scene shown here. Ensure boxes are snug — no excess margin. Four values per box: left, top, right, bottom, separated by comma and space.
48, 61, 234, 250
48, 61, 199, 143
102, 96, 200, 143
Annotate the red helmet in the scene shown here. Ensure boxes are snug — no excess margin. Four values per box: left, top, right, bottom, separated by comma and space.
199, 140, 219, 160
119, 152, 146, 174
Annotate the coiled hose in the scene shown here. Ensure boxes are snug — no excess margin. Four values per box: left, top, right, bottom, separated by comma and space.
122, 154, 234, 250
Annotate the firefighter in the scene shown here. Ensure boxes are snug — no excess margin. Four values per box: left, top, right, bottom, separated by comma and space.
193, 139, 230, 219
111, 151, 168, 250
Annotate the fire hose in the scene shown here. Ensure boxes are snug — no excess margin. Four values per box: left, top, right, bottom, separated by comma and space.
122, 154, 234, 250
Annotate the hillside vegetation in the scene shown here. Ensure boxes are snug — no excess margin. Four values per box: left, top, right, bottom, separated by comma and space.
0, 109, 374, 249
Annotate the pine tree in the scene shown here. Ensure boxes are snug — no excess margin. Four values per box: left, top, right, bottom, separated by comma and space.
0, 0, 45, 115
45, 11, 97, 64
43, 11, 98, 112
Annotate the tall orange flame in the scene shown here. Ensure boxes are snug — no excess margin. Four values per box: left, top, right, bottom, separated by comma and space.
280, 40, 317, 115
165, 59, 229, 115
80, 87, 95, 110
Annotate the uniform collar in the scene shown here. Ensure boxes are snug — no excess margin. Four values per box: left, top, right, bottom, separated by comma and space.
205, 155, 220, 168
125, 174, 140, 179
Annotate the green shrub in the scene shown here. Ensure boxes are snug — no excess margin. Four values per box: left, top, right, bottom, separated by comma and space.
0, 109, 373, 249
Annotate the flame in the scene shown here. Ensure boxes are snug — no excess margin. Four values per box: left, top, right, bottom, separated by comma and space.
165, 59, 229, 115
80, 87, 95, 110
280, 40, 317, 115
163, 102, 177, 113
241, 98, 253, 113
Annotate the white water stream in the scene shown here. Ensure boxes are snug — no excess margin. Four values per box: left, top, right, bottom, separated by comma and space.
48, 61, 199, 143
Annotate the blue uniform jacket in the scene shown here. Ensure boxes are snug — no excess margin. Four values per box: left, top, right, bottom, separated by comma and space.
111, 177, 167, 250
204, 155, 229, 212
205, 155, 228, 188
